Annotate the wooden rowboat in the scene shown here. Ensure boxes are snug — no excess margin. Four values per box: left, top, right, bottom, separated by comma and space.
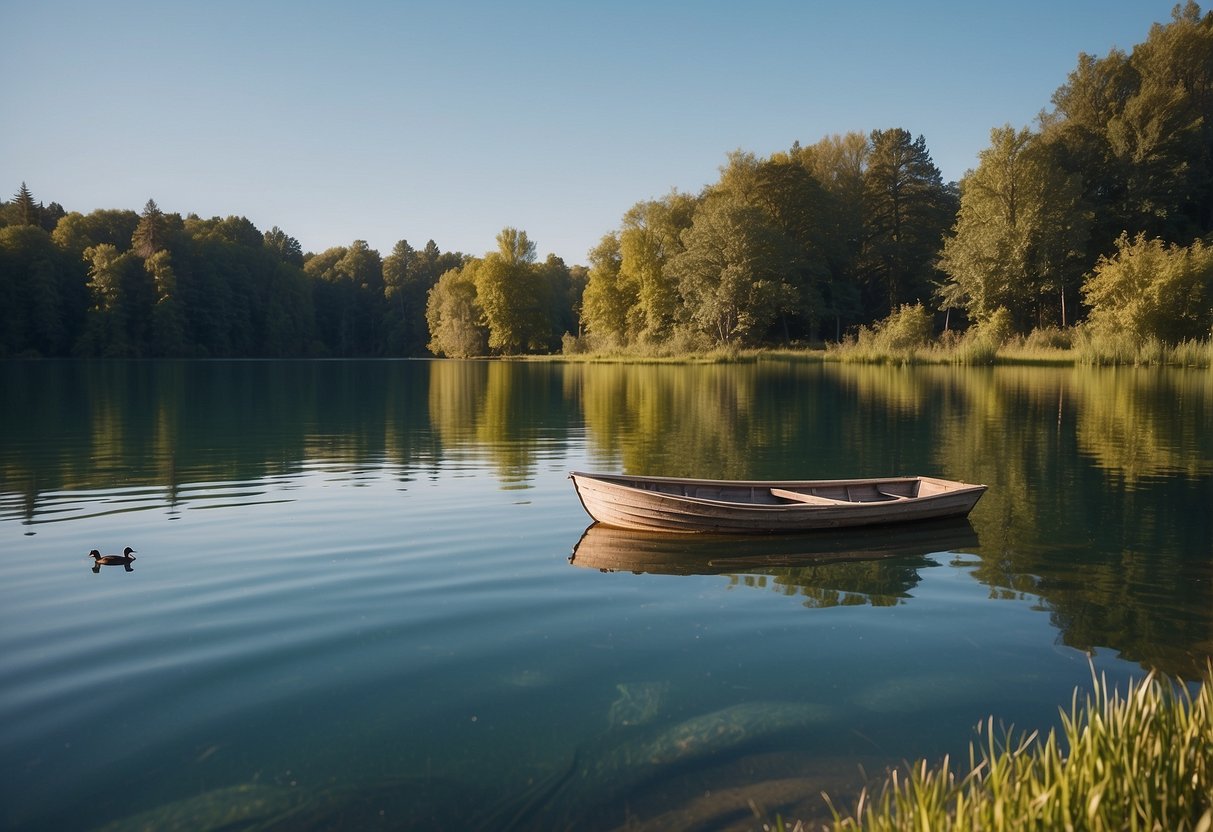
569, 471, 987, 534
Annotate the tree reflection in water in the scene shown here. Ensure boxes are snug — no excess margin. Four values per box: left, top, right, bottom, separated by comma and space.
2, 358, 1210, 675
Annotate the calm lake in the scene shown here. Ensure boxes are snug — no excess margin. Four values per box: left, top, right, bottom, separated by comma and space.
1, 359, 1210, 830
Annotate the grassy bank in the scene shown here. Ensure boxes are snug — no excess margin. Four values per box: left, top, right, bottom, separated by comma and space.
819, 334, 1208, 368
538, 337, 1212, 367
530, 322, 1213, 367
817, 308, 1212, 366
516, 349, 757, 365
809, 666, 1213, 832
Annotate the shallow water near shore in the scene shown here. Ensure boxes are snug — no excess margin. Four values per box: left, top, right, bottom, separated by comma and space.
1, 359, 1210, 830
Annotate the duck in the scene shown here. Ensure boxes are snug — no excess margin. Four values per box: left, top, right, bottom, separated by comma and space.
89, 547, 137, 565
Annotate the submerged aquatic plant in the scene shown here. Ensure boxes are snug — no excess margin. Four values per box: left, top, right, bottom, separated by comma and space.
823, 665, 1213, 831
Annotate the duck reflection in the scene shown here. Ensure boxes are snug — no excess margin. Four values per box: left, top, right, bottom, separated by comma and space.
89, 547, 136, 573
569, 521, 979, 607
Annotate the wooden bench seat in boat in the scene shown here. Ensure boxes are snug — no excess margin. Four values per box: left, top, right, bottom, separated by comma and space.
769, 488, 851, 505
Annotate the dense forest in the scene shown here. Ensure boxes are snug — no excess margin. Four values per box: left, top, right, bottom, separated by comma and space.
3, 3, 1212, 358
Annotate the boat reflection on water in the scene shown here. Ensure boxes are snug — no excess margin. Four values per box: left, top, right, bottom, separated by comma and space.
570, 519, 979, 574
569, 520, 980, 607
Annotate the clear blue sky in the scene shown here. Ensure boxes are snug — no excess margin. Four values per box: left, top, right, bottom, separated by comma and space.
0, 0, 1177, 266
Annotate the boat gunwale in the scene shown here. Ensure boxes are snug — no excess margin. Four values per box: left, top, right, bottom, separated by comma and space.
569, 471, 987, 511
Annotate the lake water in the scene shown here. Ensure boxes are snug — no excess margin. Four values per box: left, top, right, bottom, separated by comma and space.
1, 359, 1210, 831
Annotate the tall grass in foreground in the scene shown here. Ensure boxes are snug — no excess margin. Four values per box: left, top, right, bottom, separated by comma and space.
818, 666, 1212, 832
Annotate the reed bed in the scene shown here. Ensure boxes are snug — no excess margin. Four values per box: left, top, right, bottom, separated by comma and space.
823, 328, 1213, 368
1073, 329, 1213, 367
554, 323, 1213, 367
818, 666, 1213, 832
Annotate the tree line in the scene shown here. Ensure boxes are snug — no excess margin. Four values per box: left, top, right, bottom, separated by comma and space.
577, 2, 1213, 350
4, 3, 1212, 358
0, 186, 587, 359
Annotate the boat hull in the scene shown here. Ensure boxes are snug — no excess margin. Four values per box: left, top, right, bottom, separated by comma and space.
569, 472, 987, 534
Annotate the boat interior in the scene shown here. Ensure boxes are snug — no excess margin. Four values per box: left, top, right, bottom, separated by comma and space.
639, 478, 929, 505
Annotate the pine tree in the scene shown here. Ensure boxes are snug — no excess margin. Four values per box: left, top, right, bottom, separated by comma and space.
861, 130, 955, 315
13, 183, 38, 226
131, 199, 168, 258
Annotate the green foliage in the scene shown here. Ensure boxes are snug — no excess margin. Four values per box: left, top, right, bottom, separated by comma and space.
0, 187, 492, 358
825, 666, 1213, 832
131, 199, 173, 258
144, 250, 186, 355
974, 306, 1015, 346
540, 254, 581, 342
940, 126, 1087, 327
413, 228, 575, 357
305, 241, 385, 355
263, 226, 303, 267
1082, 232, 1213, 343
793, 132, 869, 338
382, 239, 465, 356
52, 209, 140, 258
475, 228, 553, 354
1044, 2, 1213, 263
830, 303, 934, 363
934, 311, 1015, 366
0, 226, 69, 355
382, 238, 417, 354
874, 303, 933, 350
12, 182, 39, 227
861, 129, 956, 315
560, 331, 589, 355
79, 243, 153, 357
185, 214, 262, 248
581, 233, 631, 347
8, 2, 1213, 361
667, 193, 798, 345
617, 191, 697, 339
426, 262, 487, 358
1018, 325, 1074, 351
716, 151, 831, 337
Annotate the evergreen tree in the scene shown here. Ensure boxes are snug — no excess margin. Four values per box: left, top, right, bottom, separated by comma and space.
861, 129, 956, 316
382, 239, 416, 354
132, 199, 170, 258
0, 225, 72, 355
13, 183, 39, 227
